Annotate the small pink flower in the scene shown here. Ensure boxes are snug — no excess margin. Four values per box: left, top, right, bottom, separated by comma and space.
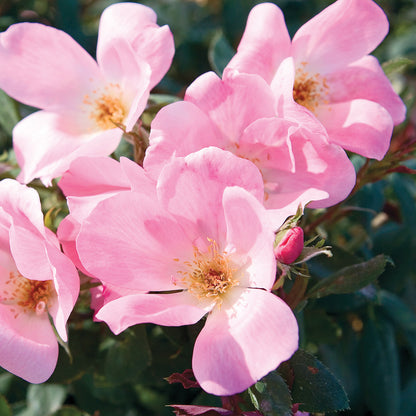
226, 0, 406, 160
144, 70, 356, 227
274, 226, 304, 264
76, 147, 298, 395
0, 179, 79, 383
0, 3, 174, 185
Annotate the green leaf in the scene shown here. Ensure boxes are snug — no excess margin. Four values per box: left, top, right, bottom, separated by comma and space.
72, 373, 135, 416
318, 325, 366, 413
401, 378, 416, 416
288, 349, 349, 413
359, 315, 400, 416
50, 407, 86, 416
49, 326, 101, 384
391, 174, 416, 230
105, 325, 151, 384
307, 244, 363, 278
307, 254, 392, 299
148, 94, 180, 105
208, 31, 235, 76
0, 395, 11, 416
251, 372, 292, 416
377, 290, 416, 332
382, 57, 415, 77
18, 384, 67, 416
0, 89, 19, 135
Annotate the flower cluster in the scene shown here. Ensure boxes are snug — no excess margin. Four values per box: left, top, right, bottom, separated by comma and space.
0, 0, 405, 404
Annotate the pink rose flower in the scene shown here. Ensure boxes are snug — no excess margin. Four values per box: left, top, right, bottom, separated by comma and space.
144, 70, 356, 227
76, 147, 298, 395
225, 0, 406, 160
0, 3, 174, 185
0, 179, 79, 383
274, 226, 304, 264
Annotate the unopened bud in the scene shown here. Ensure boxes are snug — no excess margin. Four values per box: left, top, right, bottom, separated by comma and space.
274, 226, 304, 264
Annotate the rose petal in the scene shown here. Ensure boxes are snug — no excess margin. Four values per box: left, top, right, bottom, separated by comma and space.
14, 111, 123, 185
225, 3, 290, 83
193, 288, 298, 395
95, 292, 209, 335
292, 0, 389, 73
317, 99, 394, 160
0, 23, 101, 112
97, 2, 174, 88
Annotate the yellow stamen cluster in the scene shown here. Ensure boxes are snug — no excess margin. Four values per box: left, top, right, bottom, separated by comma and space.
293, 64, 329, 114
1, 271, 54, 318
84, 83, 126, 130
177, 239, 239, 304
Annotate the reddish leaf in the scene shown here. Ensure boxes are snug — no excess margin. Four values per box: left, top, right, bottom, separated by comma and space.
221, 394, 244, 411
165, 369, 200, 389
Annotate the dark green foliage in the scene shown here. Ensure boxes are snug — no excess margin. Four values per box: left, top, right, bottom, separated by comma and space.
287, 350, 349, 413
249, 372, 292, 416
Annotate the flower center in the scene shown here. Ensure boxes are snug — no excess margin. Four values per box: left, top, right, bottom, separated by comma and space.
84, 83, 126, 130
293, 64, 329, 113
177, 239, 239, 304
1, 271, 55, 317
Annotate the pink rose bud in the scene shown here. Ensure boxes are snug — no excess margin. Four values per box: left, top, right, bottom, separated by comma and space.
274, 226, 304, 264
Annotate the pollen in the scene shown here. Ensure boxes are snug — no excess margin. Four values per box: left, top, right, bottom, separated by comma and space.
293, 65, 329, 114
178, 239, 239, 304
1, 271, 55, 318
84, 83, 126, 130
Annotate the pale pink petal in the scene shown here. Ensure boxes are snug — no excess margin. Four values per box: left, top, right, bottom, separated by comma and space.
281, 127, 355, 209
292, 0, 389, 73
95, 292, 210, 335
0, 23, 101, 112
14, 111, 123, 185
0, 234, 14, 271
77, 192, 192, 291
325, 55, 406, 125
59, 157, 154, 221
270, 57, 296, 113
57, 216, 91, 276
222, 187, 276, 290
9, 223, 52, 281
90, 282, 140, 314
120, 157, 156, 196
0, 179, 45, 232
7, 220, 79, 342
157, 148, 264, 241
59, 156, 131, 198
43, 240, 79, 342
193, 288, 298, 395
0, 310, 58, 383
185, 71, 275, 143
225, 3, 290, 83
97, 2, 174, 88
96, 37, 151, 131
238, 117, 355, 212
316, 99, 394, 160
144, 101, 223, 179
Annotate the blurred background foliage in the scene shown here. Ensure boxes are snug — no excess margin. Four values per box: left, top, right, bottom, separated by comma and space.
0, 0, 416, 415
